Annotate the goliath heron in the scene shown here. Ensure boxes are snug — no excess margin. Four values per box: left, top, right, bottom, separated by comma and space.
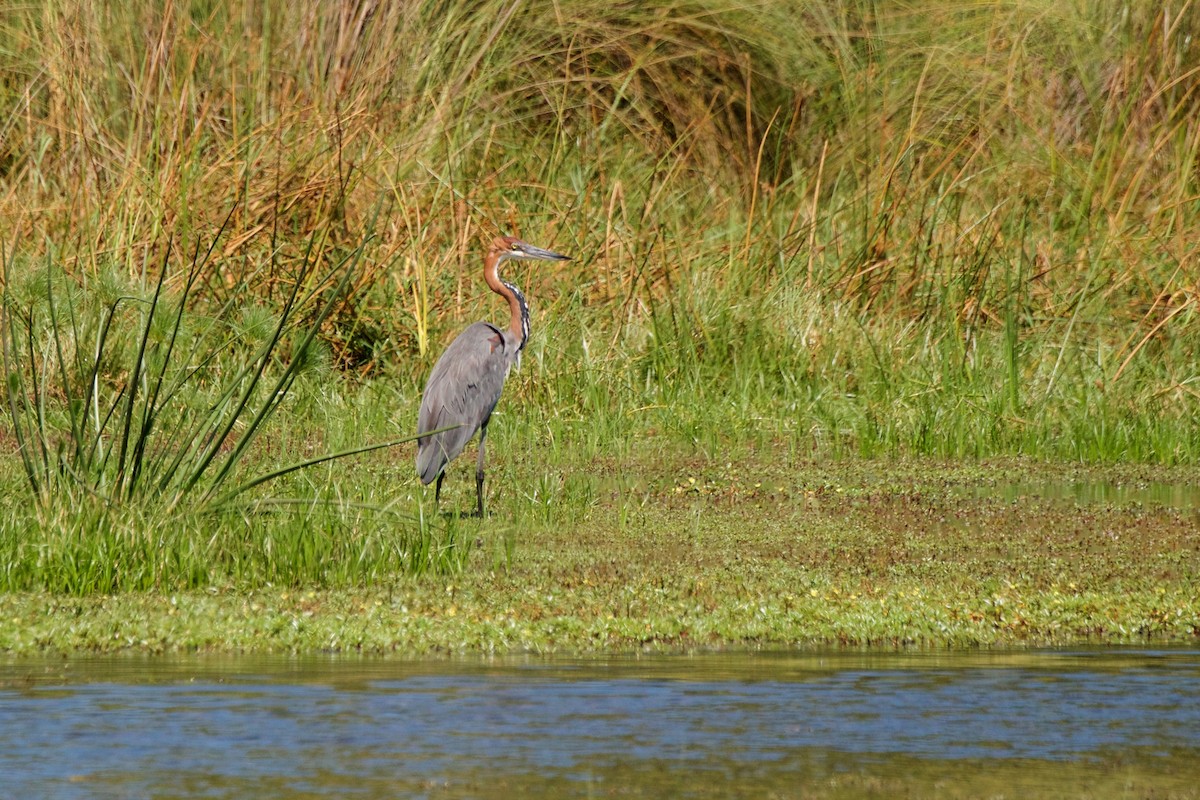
416, 235, 571, 516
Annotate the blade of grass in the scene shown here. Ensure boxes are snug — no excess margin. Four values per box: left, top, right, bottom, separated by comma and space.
204, 427, 458, 509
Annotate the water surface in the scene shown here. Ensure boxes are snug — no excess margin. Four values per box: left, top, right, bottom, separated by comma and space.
3, 649, 1199, 798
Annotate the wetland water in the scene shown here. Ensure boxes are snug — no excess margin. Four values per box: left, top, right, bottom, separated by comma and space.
3, 649, 1200, 799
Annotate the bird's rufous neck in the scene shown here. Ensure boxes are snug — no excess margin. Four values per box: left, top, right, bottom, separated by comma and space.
484, 250, 524, 340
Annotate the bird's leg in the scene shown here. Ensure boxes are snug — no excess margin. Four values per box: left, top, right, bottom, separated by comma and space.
435, 472, 445, 507
473, 425, 488, 518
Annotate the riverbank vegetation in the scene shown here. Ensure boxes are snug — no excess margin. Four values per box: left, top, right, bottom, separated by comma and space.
0, 0, 1197, 650
2, 455, 1198, 653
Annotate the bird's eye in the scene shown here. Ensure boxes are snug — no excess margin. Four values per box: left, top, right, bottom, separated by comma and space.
510, 244, 522, 252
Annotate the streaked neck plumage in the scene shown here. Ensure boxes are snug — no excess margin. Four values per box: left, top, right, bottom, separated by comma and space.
483, 249, 530, 351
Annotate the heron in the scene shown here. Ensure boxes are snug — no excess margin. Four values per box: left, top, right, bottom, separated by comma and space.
416, 235, 571, 516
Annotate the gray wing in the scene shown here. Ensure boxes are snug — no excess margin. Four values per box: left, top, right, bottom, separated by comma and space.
416, 321, 515, 484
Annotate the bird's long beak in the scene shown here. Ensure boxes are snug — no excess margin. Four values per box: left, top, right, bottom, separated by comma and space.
524, 244, 571, 261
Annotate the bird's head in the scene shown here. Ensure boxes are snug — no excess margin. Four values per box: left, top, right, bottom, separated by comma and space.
490, 235, 572, 264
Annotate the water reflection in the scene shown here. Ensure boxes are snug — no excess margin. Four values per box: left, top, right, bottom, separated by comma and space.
3, 649, 1199, 799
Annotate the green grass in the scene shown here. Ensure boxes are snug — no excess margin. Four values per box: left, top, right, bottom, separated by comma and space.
0, 231, 466, 594
0, 454, 1196, 653
0, 0, 1198, 649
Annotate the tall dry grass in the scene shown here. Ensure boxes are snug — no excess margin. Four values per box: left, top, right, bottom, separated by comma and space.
2, 0, 1199, 442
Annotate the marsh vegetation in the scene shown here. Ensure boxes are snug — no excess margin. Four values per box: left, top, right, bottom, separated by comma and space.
0, 0, 1197, 650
